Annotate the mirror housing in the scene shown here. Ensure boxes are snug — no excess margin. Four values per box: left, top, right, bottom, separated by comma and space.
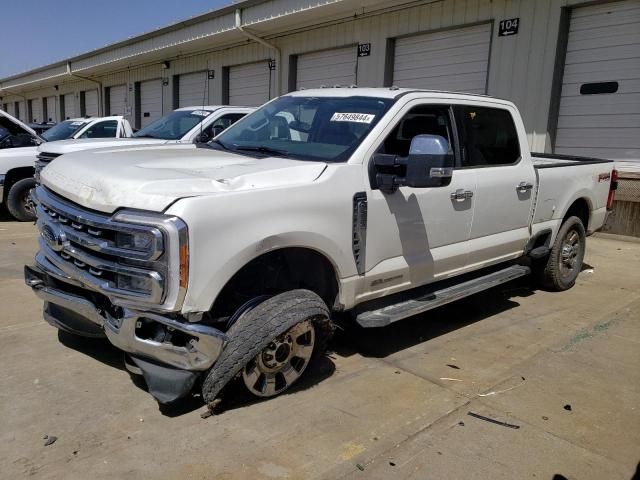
372, 134, 454, 193
405, 135, 453, 188
194, 131, 212, 144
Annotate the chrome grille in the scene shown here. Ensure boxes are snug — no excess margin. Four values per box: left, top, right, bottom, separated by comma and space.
32, 186, 187, 310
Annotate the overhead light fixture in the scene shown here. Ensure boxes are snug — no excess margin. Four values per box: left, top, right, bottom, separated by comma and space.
162, 61, 170, 69
54, 85, 59, 91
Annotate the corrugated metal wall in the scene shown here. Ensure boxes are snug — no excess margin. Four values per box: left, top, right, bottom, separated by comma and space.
0, 0, 625, 154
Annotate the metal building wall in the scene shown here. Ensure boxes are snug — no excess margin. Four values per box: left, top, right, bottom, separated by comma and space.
0, 0, 626, 155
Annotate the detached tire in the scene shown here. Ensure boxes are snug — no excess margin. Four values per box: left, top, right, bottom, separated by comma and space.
7, 177, 37, 222
202, 290, 333, 406
534, 216, 586, 291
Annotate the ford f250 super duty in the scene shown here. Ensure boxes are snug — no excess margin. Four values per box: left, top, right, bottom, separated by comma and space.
24, 88, 617, 408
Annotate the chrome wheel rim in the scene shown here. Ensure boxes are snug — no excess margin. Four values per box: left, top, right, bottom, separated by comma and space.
242, 320, 315, 397
560, 229, 581, 277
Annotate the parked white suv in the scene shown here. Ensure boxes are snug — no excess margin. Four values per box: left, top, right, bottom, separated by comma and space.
0, 113, 132, 220
25, 89, 617, 408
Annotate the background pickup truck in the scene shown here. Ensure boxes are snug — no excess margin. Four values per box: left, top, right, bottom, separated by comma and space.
34, 105, 254, 182
0, 112, 132, 221
25, 88, 617, 408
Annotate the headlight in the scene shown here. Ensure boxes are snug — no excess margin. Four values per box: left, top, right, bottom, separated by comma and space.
111, 210, 188, 311
116, 231, 154, 251
117, 274, 154, 295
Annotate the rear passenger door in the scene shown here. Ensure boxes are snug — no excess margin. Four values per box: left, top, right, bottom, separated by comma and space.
454, 103, 536, 268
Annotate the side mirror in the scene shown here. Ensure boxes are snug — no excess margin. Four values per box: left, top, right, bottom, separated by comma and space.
405, 135, 453, 188
372, 134, 454, 193
194, 132, 212, 143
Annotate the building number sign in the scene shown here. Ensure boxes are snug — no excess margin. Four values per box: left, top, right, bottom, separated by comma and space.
498, 18, 519, 36
358, 43, 371, 57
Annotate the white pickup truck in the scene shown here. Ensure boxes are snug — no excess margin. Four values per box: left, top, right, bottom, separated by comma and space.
34, 105, 254, 181
0, 112, 133, 221
25, 88, 617, 407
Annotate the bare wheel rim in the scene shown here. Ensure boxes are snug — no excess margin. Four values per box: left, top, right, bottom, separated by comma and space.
559, 229, 581, 278
242, 320, 315, 397
23, 190, 35, 215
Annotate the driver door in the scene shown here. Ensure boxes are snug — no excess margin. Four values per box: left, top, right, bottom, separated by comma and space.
361, 100, 477, 302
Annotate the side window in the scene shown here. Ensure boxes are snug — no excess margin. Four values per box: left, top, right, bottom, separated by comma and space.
79, 120, 119, 138
203, 113, 246, 137
376, 105, 454, 157
454, 106, 520, 167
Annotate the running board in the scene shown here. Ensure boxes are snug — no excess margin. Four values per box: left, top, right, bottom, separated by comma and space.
355, 265, 531, 328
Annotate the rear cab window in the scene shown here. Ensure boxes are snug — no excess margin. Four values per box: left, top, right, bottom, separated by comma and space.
454, 105, 520, 168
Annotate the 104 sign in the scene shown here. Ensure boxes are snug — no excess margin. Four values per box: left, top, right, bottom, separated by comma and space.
498, 18, 519, 36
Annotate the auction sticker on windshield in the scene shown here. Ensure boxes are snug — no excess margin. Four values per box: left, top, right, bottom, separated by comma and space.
191, 110, 211, 117
330, 113, 375, 123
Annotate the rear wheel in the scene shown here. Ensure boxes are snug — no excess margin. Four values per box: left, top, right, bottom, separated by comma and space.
7, 177, 37, 222
201, 289, 333, 407
534, 216, 586, 291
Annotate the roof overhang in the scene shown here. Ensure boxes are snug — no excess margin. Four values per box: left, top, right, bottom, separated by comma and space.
0, 0, 415, 96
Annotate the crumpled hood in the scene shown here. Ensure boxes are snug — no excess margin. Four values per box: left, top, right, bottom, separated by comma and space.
0, 110, 40, 140
41, 145, 327, 213
39, 137, 170, 155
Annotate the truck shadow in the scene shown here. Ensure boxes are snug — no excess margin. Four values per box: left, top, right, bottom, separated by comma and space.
56, 275, 546, 417
57, 326, 337, 417
332, 276, 536, 359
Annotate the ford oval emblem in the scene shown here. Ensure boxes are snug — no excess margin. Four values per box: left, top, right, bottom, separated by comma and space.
41, 224, 66, 252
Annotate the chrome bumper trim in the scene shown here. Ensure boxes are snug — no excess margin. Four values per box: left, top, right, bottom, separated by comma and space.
25, 264, 227, 371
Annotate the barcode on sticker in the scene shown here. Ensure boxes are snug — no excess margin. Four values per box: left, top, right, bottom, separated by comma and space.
330, 113, 375, 123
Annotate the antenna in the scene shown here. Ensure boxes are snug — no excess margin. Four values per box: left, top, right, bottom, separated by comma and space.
199, 66, 208, 142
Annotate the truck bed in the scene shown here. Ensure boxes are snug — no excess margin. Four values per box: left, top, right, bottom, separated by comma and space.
531, 153, 614, 235
531, 152, 614, 169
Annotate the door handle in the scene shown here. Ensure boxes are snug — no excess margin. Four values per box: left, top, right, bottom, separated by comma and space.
450, 189, 473, 201
517, 182, 534, 193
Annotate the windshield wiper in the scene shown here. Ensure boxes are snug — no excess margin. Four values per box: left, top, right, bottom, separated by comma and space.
234, 145, 289, 157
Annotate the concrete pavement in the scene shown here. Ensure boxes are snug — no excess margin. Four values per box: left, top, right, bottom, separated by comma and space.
1, 215, 638, 479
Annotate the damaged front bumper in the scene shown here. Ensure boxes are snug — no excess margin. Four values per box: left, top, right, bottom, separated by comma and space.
25, 257, 228, 403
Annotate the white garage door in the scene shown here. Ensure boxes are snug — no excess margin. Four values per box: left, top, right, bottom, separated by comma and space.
140, 79, 163, 128
229, 62, 271, 106
84, 90, 99, 117
179, 71, 208, 107
30, 99, 43, 123
297, 46, 357, 89
16, 101, 25, 121
393, 23, 491, 94
555, 0, 640, 163
45, 96, 57, 122
109, 84, 127, 116
63, 93, 76, 119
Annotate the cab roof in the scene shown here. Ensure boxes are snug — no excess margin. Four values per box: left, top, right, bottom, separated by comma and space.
175, 105, 253, 111
285, 87, 513, 106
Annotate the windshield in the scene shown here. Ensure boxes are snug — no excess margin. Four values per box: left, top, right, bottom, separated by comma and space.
0, 125, 9, 142
133, 109, 212, 140
41, 120, 89, 141
214, 96, 394, 162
